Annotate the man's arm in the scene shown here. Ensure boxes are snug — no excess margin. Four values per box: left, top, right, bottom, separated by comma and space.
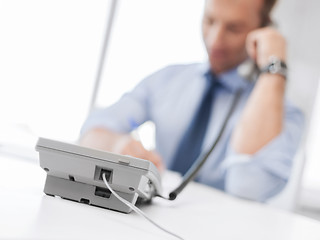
80, 127, 164, 170
78, 65, 170, 171
231, 27, 287, 154
224, 102, 304, 201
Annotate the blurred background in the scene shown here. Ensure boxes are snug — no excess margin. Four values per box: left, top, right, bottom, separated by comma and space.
0, 0, 319, 218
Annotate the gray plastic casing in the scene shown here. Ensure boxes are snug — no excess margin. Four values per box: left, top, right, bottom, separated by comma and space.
35, 137, 162, 213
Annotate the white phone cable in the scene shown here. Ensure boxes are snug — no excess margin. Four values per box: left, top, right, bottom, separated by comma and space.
102, 173, 184, 240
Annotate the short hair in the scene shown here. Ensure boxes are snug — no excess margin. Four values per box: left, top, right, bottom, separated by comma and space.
261, 0, 277, 27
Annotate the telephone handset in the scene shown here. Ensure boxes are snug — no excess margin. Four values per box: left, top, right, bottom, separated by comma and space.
237, 58, 260, 82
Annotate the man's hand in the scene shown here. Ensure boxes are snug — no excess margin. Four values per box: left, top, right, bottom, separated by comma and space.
80, 128, 164, 171
246, 27, 286, 68
115, 136, 164, 171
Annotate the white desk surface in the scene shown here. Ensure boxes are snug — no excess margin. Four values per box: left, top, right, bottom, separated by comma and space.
1, 153, 320, 240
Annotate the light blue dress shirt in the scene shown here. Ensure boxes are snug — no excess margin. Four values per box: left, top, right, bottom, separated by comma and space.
81, 62, 304, 202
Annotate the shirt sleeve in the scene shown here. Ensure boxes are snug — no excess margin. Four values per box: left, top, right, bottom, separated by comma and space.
81, 76, 153, 136
80, 65, 174, 136
222, 101, 304, 202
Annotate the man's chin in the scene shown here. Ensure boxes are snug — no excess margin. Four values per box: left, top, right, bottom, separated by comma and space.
209, 60, 240, 74
210, 63, 231, 74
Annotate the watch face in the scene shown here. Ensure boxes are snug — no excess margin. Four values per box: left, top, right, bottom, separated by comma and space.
269, 61, 281, 74
261, 56, 287, 78
269, 56, 281, 74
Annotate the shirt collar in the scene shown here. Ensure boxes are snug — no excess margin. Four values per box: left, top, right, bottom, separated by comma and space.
202, 62, 253, 93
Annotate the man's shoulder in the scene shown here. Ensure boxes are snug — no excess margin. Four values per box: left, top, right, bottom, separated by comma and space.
159, 62, 208, 75
134, 62, 208, 96
143, 62, 208, 84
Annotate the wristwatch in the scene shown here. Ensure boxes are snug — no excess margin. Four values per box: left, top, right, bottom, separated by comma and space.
260, 56, 288, 79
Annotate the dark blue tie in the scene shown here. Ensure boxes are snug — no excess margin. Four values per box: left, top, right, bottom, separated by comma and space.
171, 71, 218, 175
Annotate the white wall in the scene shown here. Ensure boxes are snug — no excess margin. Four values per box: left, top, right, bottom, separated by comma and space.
273, 0, 320, 120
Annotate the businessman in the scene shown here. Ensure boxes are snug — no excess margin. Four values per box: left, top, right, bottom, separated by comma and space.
80, 0, 304, 202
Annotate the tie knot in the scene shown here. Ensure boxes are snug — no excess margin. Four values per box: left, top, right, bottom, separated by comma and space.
204, 70, 218, 91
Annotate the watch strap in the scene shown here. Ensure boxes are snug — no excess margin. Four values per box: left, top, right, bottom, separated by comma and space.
260, 56, 288, 79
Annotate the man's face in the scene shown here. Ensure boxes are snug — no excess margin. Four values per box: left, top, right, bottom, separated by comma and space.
202, 0, 263, 74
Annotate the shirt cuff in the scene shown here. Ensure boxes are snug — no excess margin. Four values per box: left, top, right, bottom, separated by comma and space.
80, 108, 132, 136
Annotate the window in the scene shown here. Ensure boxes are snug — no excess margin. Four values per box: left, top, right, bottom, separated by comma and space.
0, 0, 112, 144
